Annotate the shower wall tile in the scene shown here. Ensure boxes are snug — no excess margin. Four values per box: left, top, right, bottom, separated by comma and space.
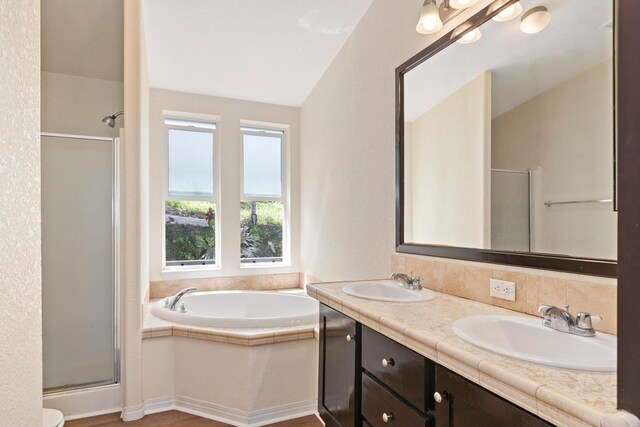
149, 272, 304, 298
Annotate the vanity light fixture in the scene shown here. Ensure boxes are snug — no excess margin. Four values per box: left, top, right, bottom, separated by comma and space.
449, 0, 479, 9
456, 27, 482, 44
520, 6, 551, 34
416, 0, 443, 34
492, 2, 523, 21
416, 0, 466, 35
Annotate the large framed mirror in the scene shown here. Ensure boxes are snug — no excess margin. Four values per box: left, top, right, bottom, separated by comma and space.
396, 0, 617, 277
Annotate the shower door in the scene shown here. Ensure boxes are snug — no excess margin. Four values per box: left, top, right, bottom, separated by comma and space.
41, 134, 118, 392
491, 169, 532, 252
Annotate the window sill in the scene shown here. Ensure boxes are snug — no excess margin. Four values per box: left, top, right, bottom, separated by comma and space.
162, 265, 221, 275
240, 262, 291, 270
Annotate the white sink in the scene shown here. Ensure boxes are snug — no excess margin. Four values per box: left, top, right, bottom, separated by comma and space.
343, 280, 437, 302
453, 315, 616, 372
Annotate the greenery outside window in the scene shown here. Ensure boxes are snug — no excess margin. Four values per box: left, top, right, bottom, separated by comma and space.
164, 118, 218, 267
240, 126, 287, 264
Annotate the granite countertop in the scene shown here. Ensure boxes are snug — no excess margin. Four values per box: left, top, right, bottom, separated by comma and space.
307, 281, 640, 427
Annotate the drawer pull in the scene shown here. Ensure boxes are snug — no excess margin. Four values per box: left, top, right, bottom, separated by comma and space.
381, 358, 395, 367
346, 334, 354, 342
382, 412, 395, 423
434, 391, 449, 404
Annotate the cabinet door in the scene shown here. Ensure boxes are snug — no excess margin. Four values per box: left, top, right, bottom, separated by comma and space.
319, 304, 359, 427
434, 366, 553, 427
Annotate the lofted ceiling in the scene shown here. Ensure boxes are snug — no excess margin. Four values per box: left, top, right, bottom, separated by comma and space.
41, 0, 124, 82
141, 0, 373, 106
404, 0, 613, 122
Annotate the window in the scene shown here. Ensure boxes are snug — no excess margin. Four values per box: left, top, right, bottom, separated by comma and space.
240, 126, 286, 264
164, 118, 218, 267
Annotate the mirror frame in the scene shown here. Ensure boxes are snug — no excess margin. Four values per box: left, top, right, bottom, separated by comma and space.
395, 0, 617, 278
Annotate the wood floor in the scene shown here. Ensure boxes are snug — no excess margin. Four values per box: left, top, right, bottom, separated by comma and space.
65, 410, 323, 427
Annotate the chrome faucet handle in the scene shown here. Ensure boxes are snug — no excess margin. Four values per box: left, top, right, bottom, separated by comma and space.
576, 312, 602, 330
537, 304, 553, 315
410, 276, 423, 290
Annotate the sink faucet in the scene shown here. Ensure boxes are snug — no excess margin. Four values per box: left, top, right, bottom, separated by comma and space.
391, 272, 423, 290
169, 287, 197, 311
537, 304, 601, 337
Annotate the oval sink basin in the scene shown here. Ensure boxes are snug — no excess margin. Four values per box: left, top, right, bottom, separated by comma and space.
453, 315, 616, 372
343, 280, 437, 302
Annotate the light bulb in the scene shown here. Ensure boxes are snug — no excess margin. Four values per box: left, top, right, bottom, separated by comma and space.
456, 28, 482, 44
492, 2, 523, 22
416, 1, 443, 34
520, 6, 551, 34
449, 0, 479, 9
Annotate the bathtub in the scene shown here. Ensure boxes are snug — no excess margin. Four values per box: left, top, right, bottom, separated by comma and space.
151, 290, 319, 328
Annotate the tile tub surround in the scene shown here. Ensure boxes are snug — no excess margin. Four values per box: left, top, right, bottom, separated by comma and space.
149, 273, 303, 298
392, 254, 617, 335
143, 297, 317, 345
307, 281, 639, 427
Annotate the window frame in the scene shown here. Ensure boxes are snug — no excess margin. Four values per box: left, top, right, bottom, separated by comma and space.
162, 115, 221, 270
239, 124, 290, 267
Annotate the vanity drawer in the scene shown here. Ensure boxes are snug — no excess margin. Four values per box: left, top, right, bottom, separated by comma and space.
362, 373, 429, 427
361, 326, 429, 412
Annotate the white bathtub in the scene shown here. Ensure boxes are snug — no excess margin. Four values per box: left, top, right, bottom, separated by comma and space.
151, 290, 319, 328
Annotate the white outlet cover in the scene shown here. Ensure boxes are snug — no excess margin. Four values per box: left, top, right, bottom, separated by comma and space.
489, 278, 516, 301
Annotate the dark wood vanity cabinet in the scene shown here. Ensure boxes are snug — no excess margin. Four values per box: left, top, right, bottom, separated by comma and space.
360, 325, 434, 426
318, 304, 552, 427
318, 304, 360, 427
434, 366, 553, 427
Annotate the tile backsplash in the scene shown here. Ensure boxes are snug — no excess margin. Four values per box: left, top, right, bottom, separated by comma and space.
392, 254, 617, 335
149, 272, 303, 299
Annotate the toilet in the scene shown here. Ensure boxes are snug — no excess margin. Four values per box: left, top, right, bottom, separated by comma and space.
43, 408, 64, 427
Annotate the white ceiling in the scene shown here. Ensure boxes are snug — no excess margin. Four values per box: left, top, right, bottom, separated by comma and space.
141, 0, 373, 106
41, 0, 124, 82
404, 0, 613, 122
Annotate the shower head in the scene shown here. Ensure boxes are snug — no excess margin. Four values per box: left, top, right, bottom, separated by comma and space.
101, 111, 124, 128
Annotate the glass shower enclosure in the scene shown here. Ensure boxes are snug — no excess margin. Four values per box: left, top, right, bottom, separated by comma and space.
41, 133, 119, 392
491, 169, 533, 253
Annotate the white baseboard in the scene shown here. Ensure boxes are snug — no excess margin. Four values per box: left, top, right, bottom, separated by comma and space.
142, 395, 317, 427
121, 403, 145, 421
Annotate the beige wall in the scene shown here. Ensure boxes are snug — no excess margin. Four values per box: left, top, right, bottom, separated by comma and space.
492, 59, 616, 260
148, 89, 300, 281
406, 72, 491, 248
299, 0, 491, 282
0, 0, 42, 425
41, 71, 124, 138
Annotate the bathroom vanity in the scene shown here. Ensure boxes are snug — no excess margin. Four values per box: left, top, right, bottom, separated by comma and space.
318, 303, 551, 427
309, 281, 635, 427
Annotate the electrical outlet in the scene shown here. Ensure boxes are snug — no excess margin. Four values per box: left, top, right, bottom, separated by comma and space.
489, 278, 516, 301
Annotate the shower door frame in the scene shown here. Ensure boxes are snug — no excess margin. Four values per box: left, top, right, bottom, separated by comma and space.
41, 132, 121, 394
490, 168, 535, 253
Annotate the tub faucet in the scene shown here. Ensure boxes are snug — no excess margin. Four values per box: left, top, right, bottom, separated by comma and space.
391, 272, 423, 290
538, 304, 601, 337
169, 287, 197, 311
